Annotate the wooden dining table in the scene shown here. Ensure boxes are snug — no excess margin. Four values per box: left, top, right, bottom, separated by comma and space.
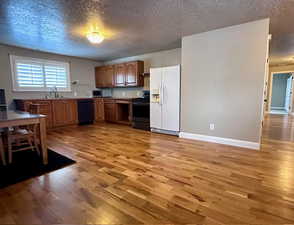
0, 110, 48, 165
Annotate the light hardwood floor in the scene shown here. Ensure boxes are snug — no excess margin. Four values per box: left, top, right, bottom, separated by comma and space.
0, 114, 294, 224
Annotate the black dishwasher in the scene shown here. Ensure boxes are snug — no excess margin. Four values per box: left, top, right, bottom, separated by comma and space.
77, 99, 94, 125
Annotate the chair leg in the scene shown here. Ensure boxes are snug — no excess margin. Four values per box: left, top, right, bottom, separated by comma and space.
33, 135, 40, 155
27, 137, 35, 152
0, 137, 6, 166
8, 137, 12, 164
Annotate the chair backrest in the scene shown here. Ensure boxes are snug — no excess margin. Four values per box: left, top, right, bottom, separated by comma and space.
29, 104, 41, 114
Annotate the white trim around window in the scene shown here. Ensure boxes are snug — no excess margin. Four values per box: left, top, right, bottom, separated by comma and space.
10, 55, 71, 92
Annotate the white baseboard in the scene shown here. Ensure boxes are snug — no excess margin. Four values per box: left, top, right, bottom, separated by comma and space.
179, 132, 260, 150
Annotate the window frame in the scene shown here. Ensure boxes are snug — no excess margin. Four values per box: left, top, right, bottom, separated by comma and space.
10, 55, 71, 92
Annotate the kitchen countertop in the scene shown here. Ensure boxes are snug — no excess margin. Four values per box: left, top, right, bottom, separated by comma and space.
14, 97, 136, 101
0, 110, 45, 122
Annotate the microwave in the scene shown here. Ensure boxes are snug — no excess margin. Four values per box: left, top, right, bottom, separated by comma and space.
93, 90, 102, 98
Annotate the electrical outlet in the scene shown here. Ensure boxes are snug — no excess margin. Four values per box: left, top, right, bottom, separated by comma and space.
210, 124, 215, 130
137, 91, 141, 97
122, 92, 126, 97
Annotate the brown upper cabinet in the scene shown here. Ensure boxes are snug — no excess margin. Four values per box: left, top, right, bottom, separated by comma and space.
95, 66, 114, 88
114, 64, 126, 87
125, 61, 143, 86
95, 61, 144, 88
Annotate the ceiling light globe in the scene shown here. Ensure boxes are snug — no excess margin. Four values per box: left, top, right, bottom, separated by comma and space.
87, 32, 104, 44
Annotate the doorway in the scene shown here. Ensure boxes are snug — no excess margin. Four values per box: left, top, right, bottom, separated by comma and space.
269, 72, 293, 114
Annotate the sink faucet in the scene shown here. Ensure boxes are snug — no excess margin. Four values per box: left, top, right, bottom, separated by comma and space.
47, 86, 59, 99
53, 87, 59, 98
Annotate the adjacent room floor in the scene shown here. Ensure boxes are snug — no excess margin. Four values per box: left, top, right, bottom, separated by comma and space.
0, 114, 294, 224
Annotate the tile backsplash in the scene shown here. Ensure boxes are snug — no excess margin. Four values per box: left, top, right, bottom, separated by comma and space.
101, 88, 144, 98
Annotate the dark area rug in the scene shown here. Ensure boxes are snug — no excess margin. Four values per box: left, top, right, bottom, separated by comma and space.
0, 149, 76, 188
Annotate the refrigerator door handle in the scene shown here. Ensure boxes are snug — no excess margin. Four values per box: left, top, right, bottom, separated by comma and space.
160, 82, 164, 106
159, 83, 162, 105
161, 83, 164, 106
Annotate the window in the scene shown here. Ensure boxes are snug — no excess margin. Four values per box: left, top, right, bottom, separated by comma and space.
10, 55, 71, 92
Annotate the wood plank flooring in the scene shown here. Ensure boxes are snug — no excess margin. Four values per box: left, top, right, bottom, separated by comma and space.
1, 114, 294, 224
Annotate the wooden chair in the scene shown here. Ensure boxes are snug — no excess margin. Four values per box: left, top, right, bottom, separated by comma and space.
0, 133, 6, 166
7, 104, 41, 164
29, 104, 41, 114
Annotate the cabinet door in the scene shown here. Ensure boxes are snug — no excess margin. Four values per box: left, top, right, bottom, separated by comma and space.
104, 66, 114, 87
52, 101, 67, 127
114, 64, 126, 87
126, 61, 144, 87
125, 62, 137, 86
104, 103, 117, 122
67, 100, 78, 125
95, 66, 114, 88
52, 100, 77, 127
95, 67, 105, 87
94, 99, 104, 121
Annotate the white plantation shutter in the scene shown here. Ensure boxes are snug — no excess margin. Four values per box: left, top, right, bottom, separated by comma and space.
15, 62, 44, 88
10, 55, 71, 92
44, 64, 68, 88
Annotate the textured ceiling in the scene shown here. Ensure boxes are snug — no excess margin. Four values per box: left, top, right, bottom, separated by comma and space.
0, 0, 294, 65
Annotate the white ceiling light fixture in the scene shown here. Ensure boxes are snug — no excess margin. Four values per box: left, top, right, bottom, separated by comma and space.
87, 31, 104, 44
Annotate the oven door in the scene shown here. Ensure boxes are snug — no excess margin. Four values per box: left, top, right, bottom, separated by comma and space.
132, 103, 150, 121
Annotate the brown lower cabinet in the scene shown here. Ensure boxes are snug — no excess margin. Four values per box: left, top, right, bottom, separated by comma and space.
15, 99, 78, 129
94, 98, 105, 121
15, 100, 53, 128
104, 99, 117, 122
15, 98, 133, 129
52, 100, 78, 127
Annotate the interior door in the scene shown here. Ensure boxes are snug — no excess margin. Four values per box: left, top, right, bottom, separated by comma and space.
285, 75, 293, 113
150, 68, 162, 129
161, 65, 180, 132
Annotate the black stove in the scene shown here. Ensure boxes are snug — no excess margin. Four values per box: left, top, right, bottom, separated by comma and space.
132, 91, 150, 131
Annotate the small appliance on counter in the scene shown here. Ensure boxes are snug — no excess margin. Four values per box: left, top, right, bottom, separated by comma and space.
132, 90, 150, 131
92, 90, 112, 98
0, 89, 7, 111
92, 90, 102, 98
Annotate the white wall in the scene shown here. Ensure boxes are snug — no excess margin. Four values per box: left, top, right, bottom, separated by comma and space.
181, 19, 269, 147
0, 44, 102, 107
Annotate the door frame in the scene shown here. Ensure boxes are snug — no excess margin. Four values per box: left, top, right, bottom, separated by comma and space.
268, 70, 294, 114
285, 75, 293, 113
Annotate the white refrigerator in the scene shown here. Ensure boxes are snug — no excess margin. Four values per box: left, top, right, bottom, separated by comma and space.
150, 65, 180, 135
